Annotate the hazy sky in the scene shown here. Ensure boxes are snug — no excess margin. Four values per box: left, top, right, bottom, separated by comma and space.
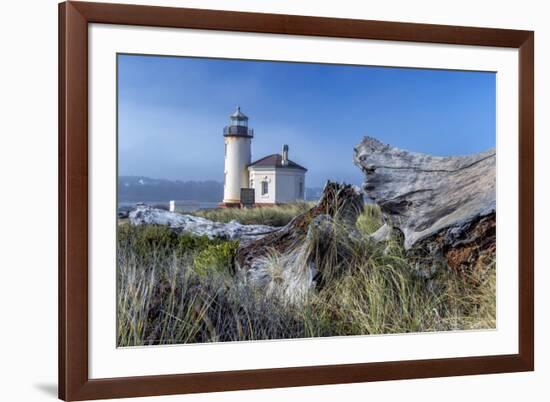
118, 54, 496, 187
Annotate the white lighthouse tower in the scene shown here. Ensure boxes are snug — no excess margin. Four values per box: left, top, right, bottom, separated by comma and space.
221, 106, 253, 206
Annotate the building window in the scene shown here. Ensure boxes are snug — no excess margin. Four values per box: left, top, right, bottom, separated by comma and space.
224, 142, 227, 158
299, 181, 303, 197
261, 181, 269, 196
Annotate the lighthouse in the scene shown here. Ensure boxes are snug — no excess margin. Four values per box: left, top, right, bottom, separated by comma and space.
221, 106, 253, 206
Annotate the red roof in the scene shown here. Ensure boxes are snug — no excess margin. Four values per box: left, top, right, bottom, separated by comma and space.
248, 154, 307, 171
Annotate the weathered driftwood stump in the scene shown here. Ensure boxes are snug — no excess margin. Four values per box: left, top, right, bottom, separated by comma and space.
235, 182, 364, 269
354, 136, 496, 271
235, 182, 364, 301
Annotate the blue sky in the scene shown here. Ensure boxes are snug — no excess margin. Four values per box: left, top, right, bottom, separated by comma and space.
118, 54, 496, 187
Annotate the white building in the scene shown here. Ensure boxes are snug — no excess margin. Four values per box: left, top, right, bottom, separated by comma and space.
221, 107, 307, 207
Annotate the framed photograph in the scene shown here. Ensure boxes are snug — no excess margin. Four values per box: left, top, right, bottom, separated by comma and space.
59, 1, 534, 400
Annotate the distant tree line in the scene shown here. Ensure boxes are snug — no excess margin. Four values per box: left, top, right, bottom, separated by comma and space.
118, 176, 223, 202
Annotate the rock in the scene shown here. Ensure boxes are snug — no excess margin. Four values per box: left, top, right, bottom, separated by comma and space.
128, 205, 276, 241
354, 136, 496, 270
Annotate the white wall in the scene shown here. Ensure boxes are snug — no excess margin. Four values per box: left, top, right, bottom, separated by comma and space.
249, 168, 305, 204
249, 169, 276, 204
275, 169, 305, 203
223, 136, 251, 203
1, 0, 548, 401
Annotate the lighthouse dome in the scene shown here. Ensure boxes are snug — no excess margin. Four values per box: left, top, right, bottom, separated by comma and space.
224, 106, 253, 137
230, 106, 248, 121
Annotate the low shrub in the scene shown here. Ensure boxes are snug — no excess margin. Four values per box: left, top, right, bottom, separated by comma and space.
175, 233, 218, 256
193, 241, 239, 276
118, 224, 225, 260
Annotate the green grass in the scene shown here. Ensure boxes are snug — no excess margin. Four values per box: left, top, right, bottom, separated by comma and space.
192, 202, 314, 226
117, 203, 495, 346
356, 204, 383, 234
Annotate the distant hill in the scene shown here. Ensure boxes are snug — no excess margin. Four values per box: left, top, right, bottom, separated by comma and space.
119, 176, 324, 203
118, 176, 223, 203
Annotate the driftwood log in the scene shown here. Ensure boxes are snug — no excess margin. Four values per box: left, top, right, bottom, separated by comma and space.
129, 205, 276, 241
354, 136, 496, 271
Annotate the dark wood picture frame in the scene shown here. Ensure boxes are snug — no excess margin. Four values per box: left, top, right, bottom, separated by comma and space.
59, 1, 534, 400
